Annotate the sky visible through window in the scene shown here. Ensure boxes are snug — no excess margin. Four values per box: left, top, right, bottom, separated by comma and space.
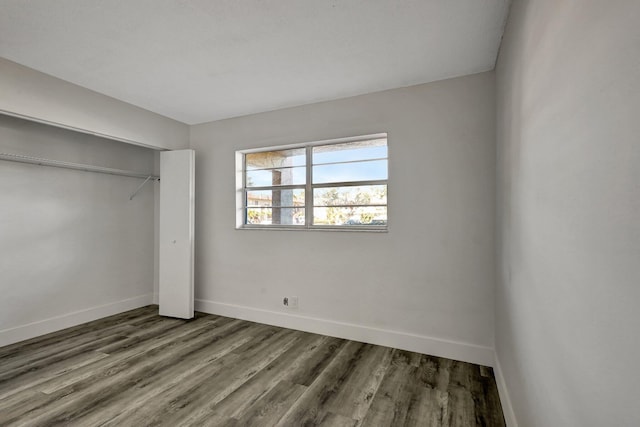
246, 144, 387, 187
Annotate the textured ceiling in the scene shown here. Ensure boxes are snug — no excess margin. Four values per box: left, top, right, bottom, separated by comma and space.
0, 0, 509, 124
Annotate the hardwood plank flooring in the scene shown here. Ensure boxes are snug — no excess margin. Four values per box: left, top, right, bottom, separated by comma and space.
0, 306, 505, 426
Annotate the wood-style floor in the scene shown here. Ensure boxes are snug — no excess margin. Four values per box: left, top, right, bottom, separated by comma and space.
0, 306, 505, 426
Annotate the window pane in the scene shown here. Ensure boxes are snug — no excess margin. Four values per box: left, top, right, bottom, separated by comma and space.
246, 148, 306, 170
313, 206, 387, 226
314, 185, 387, 206
313, 139, 387, 165
246, 166, 306, 187
246, 207, 305, 225
312, 160, 387, 184
246, 189, 305, 207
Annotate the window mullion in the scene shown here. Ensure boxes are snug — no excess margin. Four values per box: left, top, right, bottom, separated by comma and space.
311, 180, 388, 189
305, 146, 313, 227
243, 154, 247, 225
246, 184, 305, 191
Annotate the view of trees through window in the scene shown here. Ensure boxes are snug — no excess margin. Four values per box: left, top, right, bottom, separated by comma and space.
243, 136, 388, 228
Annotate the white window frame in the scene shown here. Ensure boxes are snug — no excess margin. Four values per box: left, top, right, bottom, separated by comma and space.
236, 133, 388, 232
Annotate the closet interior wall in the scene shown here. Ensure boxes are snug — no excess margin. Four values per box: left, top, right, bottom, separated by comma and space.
0, 114, 157, 346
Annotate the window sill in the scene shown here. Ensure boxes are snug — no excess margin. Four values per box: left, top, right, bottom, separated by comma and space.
236, 225, 388, 233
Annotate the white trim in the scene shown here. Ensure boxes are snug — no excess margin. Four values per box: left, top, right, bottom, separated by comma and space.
0, 294, 153, 347
195, 298, 495, 367
494, 353, 519, 427
238, 133, 388, 154
0, 110, 165, 151
237, 225, 388, 233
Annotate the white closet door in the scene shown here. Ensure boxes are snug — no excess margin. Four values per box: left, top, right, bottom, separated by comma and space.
159, 149, 195, 319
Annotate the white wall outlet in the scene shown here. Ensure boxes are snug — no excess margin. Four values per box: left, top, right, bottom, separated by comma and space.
283, 296, 298, 309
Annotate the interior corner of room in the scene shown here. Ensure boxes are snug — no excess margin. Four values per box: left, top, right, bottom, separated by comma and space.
1, 1, 639, 426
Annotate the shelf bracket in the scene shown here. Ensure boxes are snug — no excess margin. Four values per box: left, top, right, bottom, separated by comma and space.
129, 175, 153, 200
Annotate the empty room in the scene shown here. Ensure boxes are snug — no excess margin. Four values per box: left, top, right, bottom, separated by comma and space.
0, 1, 638, 426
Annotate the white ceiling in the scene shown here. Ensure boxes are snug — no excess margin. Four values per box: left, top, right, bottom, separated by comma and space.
0, 0, 509, 125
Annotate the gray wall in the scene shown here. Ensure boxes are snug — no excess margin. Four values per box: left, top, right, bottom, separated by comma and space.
495, 0, 640, 425
190, 71, 496, 364
0, 115, 157, 344
0, 57, 189, 151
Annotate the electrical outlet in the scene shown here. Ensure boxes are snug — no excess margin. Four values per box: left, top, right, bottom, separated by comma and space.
283, 296, 298, 309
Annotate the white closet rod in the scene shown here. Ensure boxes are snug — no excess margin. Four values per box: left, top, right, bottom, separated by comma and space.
0, 152, 159, 181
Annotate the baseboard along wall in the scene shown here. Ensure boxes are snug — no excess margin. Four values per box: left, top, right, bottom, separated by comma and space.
195, 298, 496, 367
0, 293, 154, 347
493, 353, 519, 427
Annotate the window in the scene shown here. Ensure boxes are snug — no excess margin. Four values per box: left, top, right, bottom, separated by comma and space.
237, 134, 388, 230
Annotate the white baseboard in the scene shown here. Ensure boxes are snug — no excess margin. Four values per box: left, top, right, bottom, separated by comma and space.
0, 294, 154, 347
494, 353, 518, 427
195, 299, 495, 367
